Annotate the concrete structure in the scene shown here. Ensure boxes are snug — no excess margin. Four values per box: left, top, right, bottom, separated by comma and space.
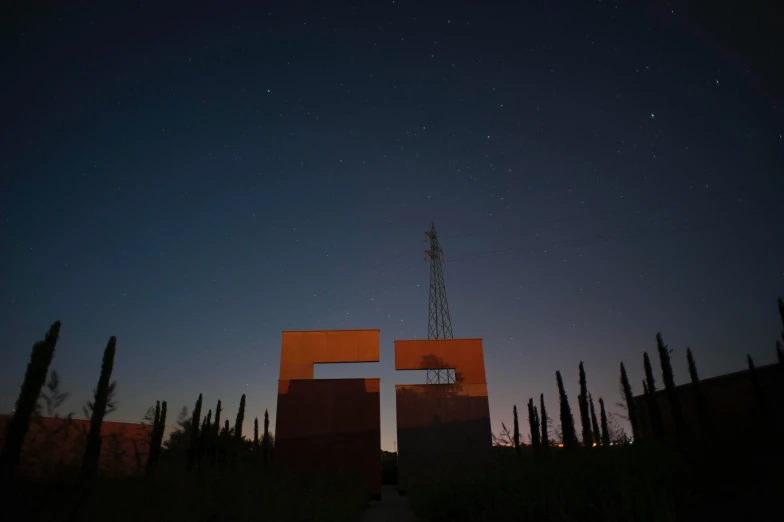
275, 329, 382, 499
633, 362, 784, 443
0, 415, 153, 477
394, 338, 492, 492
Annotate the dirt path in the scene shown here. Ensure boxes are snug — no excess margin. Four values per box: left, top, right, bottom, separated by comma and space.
360, 486, 420, 522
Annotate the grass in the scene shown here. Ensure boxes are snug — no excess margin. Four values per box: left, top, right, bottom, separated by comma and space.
407, 444, 783, 522
5, 458, 369, 522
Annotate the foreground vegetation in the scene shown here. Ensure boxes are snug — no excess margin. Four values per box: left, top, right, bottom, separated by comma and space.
409, 443, 783, 522
6, 462, 368, 522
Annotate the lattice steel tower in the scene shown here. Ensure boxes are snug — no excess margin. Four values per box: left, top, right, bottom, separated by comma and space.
424, 222, 455, 384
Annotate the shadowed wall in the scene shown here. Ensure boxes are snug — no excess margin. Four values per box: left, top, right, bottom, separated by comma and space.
275, 329, 381, 498
0, 415, 153, 477
634, 362, 784, 443
394, 339, 492, 492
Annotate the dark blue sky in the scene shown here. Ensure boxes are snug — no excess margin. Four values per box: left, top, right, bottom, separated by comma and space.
2, 0, 782, 449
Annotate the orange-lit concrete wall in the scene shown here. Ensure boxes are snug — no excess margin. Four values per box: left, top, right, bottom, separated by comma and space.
0, 415, 153, 477
394, 339, 492, 492
275, 329, 381, 498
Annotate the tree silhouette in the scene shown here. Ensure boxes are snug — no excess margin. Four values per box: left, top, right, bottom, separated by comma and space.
540, 394, 549, 449
657, 333, 688, 439
599, 398, 610, 446
164, 406, 191, 452
214, 400, 222, 437
0, 321, 61, 481
158, 401, 167, 441
254, 417, 259, 450
235, 394, 246, 441
687, 348, 712, 440
747, 354, 774, 435
556, 371, 578, 448
83, 381, 118, 420
36, 370, 70, 418
619, 362, 639, 441
643, 352, 664, 440
527, 400, 540, 448
533, 405, 541, 448
146, 401, 161, 476
211, 399, 222, 465
512, 405, 521, 453
777, 298, 784, 364
578, 362, 593, 447
155, 401, 167, 468
263, 409, 271, 466
589, 393, 601, 446
188, 394, 202, 471
82, 336, 117, 479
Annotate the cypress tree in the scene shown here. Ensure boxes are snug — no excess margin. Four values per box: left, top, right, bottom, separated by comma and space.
146, 401, 161, 476
599, 398, 610, 446
254, 418, 259, 450
778, 297, 784, 342
777, 298, 784, 365
146, 400, 167, 476
263, 409, 270, 466
578, 362, 593, 447
687, 347, 712, 440
191, 394, 203, 442
540, 394, 549, 449
555, 371, 578, 448
0, 320, 61, 481
512, 405, 521, 453
157, 401, 167, 452
188, 394, 202, 471
657, 333, 688, 439
205, 409, 212, 434
748, 354, 774, 435
620, 363, 639, 441
533, 406, 541, 448
527, 400, 540, 448
223, 419, 230, 436
589, 393, 601, 446
643, 352, 664, 440
82, 336, 117, 479
235, 394, 246, 440
197, 412, 209, 470
214, 400, 222, 437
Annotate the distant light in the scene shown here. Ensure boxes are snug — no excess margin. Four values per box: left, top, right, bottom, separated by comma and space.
650, 113, 655, 119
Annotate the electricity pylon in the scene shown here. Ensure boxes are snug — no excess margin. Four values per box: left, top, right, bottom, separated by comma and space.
424, 222, 455, 384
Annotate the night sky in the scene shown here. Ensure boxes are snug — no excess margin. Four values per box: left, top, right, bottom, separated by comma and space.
2, 1, 782, 450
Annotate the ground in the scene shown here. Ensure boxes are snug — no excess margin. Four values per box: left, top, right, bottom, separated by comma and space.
360, 486, 419, 522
